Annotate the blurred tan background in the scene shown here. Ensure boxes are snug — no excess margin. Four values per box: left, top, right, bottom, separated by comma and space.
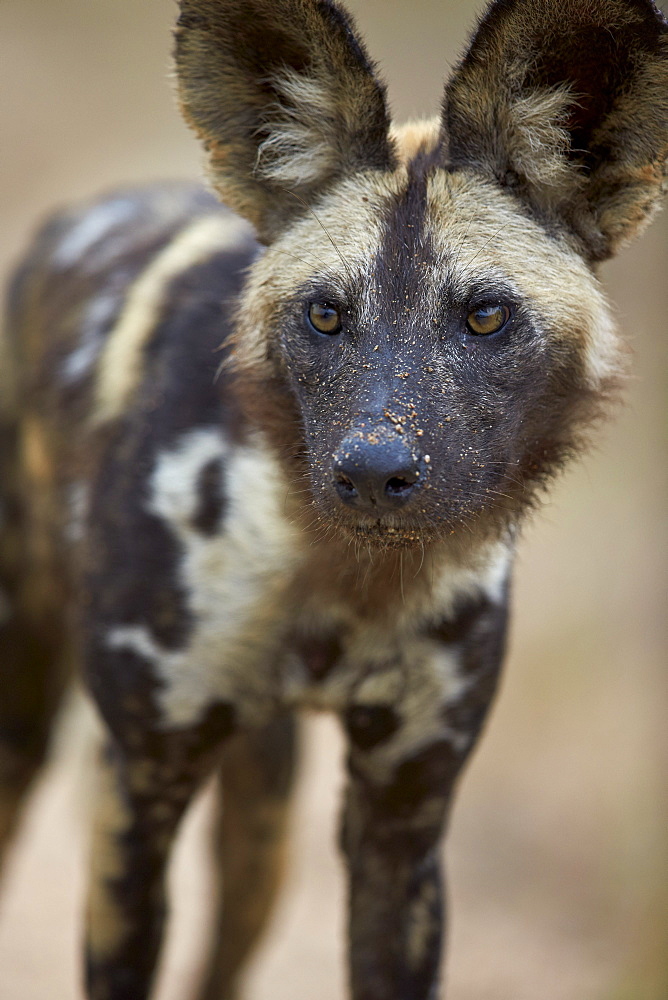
0, 2, 666, 998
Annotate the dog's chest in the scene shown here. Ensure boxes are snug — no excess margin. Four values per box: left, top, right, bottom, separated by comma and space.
100, 423, 507, 730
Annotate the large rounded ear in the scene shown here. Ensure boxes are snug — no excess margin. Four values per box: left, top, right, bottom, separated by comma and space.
442, 0, 668, 262
175, 0, 395, 243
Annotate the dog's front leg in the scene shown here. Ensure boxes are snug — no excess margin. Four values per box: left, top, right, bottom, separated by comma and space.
341, 736, 458, 1000
340, 589, 507, 1000
84, 704, 236, 1000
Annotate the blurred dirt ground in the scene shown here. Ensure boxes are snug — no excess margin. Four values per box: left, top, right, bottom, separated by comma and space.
0, 2, 666, 998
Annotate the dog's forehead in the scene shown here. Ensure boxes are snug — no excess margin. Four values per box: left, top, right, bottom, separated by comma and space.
264, 171, 397, 286
425, 171, 591, 295
265, 158, 591, 314
252, 155, 616, 387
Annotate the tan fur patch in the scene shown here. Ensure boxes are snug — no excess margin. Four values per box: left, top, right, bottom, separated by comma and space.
94, 213, 251, 424
21, 416, 54, 484
390, 119, 440, 164
424, 170, 622, 390
231, 170, 401, 373
406, 878, 440, 969
86, 751, 134, 961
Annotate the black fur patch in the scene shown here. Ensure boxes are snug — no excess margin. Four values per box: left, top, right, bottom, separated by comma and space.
374, 150, 437, 315
295, 633, 343, 682
368, 739, 460, 819
191, 457, 226, 536
138, 243, 257, 444
430, 589, 510, 746
85, 645, 166, 749
86, 955, 154, 1000
85, 448, 194, 652
428, 587, 509, 676
192, 700, 238, 750
344, 704, 400, 751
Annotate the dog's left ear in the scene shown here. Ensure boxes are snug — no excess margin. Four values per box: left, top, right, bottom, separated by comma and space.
442, 0, 668, 262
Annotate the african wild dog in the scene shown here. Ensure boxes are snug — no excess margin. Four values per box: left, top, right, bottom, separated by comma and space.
1, 0, 667, 997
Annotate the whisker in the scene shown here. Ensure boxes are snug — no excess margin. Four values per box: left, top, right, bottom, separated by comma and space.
461, 223, 511, 273
285, 189, 355, 281
270, 245, 341, 275
413, 538, 426, 578
449, 217, 474, 274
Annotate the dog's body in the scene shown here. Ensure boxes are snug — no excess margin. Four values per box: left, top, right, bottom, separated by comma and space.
1, 1, 666, 998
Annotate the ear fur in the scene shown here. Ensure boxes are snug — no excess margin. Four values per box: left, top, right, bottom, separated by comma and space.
442, 0, 668, 261
175, 0, 395, 242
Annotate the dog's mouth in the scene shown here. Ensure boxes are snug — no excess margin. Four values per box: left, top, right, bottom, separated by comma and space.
341, 515, 431, 549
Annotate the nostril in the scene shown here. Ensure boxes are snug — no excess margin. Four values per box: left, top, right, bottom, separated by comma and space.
385, 476, 414, 497
334, 473, 358, 498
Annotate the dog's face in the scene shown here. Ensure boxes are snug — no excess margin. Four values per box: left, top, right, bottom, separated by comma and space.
237, 147, 618, 545
175, 0, 668, 547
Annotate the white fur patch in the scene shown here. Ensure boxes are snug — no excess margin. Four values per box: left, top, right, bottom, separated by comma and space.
395, 540, 512, 634
61, 293, 120, 384
581, 285, 622, 387
64, 481, 89, 544
255, 70, 338, 187
508, 85, 577, 196
52, 198, 136, 270
434, 542, 510, 607
141, 429, 304, 726
148, 427, 227, 530
397, 642, 470, 755
106, 623, 162, 663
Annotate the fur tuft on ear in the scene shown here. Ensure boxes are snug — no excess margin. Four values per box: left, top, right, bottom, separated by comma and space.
442, 0, 668, 261
175, 0, 395, 243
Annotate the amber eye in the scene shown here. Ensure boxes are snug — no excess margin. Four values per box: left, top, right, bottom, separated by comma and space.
466, 303, 510, 336
307, 302, 342, 335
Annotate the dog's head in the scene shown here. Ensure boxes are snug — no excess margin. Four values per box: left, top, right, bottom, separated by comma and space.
175, 0, 668, 546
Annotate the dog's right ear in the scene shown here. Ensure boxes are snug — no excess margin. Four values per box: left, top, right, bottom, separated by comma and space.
175, 0, 395, 243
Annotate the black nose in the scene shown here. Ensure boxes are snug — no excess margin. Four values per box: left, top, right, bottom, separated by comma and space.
332, 432, 421, 513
